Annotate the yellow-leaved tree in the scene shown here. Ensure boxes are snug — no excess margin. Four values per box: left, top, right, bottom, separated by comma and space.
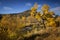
30, 3, 38, 17
41, 4, 56, 28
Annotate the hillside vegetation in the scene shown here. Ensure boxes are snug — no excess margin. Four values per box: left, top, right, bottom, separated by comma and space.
0, 3, 60, 40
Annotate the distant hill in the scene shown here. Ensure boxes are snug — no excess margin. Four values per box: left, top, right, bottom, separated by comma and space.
0, 10, 31, 18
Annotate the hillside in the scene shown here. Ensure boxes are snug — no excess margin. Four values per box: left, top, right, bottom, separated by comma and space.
0, 4, 60, 40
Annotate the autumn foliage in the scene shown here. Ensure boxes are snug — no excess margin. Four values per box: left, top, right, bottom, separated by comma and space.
0, 3, 60, 40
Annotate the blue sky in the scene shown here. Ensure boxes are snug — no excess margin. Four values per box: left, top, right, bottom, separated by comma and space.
0, 0, 60, 15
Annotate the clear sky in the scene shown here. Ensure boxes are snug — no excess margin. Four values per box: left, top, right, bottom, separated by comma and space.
0, 0, 60, 15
